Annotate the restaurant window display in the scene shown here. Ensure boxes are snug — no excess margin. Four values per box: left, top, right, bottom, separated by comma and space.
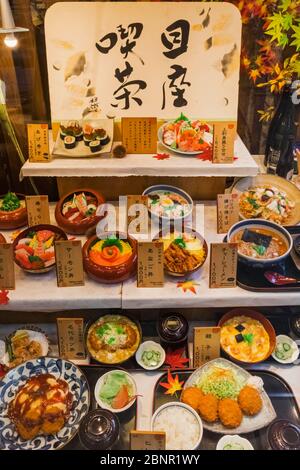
0, 0, 299, 457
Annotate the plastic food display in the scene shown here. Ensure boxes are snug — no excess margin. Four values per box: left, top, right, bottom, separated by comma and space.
55, 188, 106, 235
82, 232, 137, 283
12, 224, 68, 274
218, 308, 276, 364
0, 193, 28, 230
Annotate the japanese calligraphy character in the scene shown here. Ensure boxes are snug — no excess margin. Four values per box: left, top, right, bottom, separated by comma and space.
161, 19, 190, 59
111, 80, 147, 110
161, 65, 191, 109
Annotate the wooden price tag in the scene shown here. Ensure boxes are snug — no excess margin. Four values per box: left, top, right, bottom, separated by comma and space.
52, 121, 61, 142
0, 244, 15, 290
209, 243, 238, 288
55, 240, 85, 288
56, 318, 86, 360
130, 431, 166, 450
127, 195, 148, 234
27, 123, 51, 162
137, 241, 164, 288
25, 195, 50, 226
122, 117, 157, 153
212, 122, 236, 163
193, 326, 220, 367
217, 193, 239, 234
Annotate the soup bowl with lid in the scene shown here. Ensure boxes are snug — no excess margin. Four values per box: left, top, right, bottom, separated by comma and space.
227, 219, 293, 269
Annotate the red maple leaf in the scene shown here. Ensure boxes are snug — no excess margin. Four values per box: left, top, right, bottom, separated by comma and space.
0, 290, 9, 305
153, 153, 170, 160
196, 148, 213, 161
165, 347, 190, 369
160, 369, 184, 396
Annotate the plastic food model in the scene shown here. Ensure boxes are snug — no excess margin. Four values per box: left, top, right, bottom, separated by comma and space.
0, 192, 28, 230
162, 114, 212, 153
13, 225, 68, 273
83, 232, 137, 283
55, 189, 105, 235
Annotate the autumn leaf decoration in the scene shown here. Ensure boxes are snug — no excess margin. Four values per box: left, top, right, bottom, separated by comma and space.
160, 369, 184, 396
153, 153, 170, 160
165, 347, 190, 369
177, 279, 199, 295
0, 290, 9, 305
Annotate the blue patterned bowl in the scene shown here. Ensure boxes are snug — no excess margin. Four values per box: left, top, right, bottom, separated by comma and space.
0, 357, 90, 450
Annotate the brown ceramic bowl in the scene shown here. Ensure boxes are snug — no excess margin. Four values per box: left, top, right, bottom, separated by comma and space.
156, 227, 208, 277
55, 188, 106, 235
0, 233, 6, 243
13, 224, 68, 274
83, 231, 137, 284
0, 193, 28, 230
218, 308, 276, 364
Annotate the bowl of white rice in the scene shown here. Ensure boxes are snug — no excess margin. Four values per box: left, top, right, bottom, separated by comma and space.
151, 402, 203, 450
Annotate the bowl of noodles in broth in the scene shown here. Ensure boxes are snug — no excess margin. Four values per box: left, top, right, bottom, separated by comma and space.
227, 219, 292, 269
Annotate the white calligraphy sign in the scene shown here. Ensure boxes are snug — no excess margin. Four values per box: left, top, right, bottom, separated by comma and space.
45, 2, 241, 121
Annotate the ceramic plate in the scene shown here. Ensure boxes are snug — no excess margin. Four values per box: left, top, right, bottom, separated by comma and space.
184, 358, 276, 435
157, 123, 213, 156
0, 357, 90, 450
53, 119, 113, 158
232, 174, 300, 226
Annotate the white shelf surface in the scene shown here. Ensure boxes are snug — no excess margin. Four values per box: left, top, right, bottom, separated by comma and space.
0, 205, 122, 312
122, 202, 300, 309
1, 201, 299, 312
21, 135, 258, 178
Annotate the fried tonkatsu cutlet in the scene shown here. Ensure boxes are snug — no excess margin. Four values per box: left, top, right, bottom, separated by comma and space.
198, 393, 219, 423
181, 387, 204, 411
238, 386, 262, 416
218, 398, 243, 428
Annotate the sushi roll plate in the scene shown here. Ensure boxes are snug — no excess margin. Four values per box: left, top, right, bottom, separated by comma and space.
53, 118, 113, 158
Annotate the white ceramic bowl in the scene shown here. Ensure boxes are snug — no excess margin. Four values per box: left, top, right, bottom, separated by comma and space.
135, 341, 166, 370
142, 184, 193, 223
272, 335, 299, 364
151, 402, 203, 450
216, 435, 254, 450
94, 370, 137, 413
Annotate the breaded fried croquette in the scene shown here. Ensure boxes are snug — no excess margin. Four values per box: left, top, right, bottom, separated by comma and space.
198, 393, 219, 423
238, 386, 262, 416
181, 387, 204, 411
218, 398, 242, 428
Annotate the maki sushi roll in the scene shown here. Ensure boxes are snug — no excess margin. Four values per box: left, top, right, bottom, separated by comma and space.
83, 124, 95, 146
89, 140, 101, 153
95, 128, 110, 146
64, 135, 76, 150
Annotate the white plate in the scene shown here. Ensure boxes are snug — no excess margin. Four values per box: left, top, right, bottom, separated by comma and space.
272, 335, 300, 364
94, 370, 137, 413
157, 123, 213, 156
184, 358, 276, 435
53, 119, 113, 158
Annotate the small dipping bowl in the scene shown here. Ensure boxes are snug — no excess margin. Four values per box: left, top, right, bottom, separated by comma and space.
135, 341, 166, 370
94, 370, 137, 414
272, 334, 299, 364
79, 409, 120, 450
157, 313, 189, 348
268, 420, 300, 450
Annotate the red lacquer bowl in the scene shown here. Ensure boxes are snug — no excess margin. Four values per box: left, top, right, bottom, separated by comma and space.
13, 224, 68, 274
0, 193, 28, 230
83, 231, 137, 284
55, 188, 106, 235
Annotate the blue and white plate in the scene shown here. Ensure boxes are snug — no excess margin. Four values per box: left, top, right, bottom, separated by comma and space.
0, 357, 90, 450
